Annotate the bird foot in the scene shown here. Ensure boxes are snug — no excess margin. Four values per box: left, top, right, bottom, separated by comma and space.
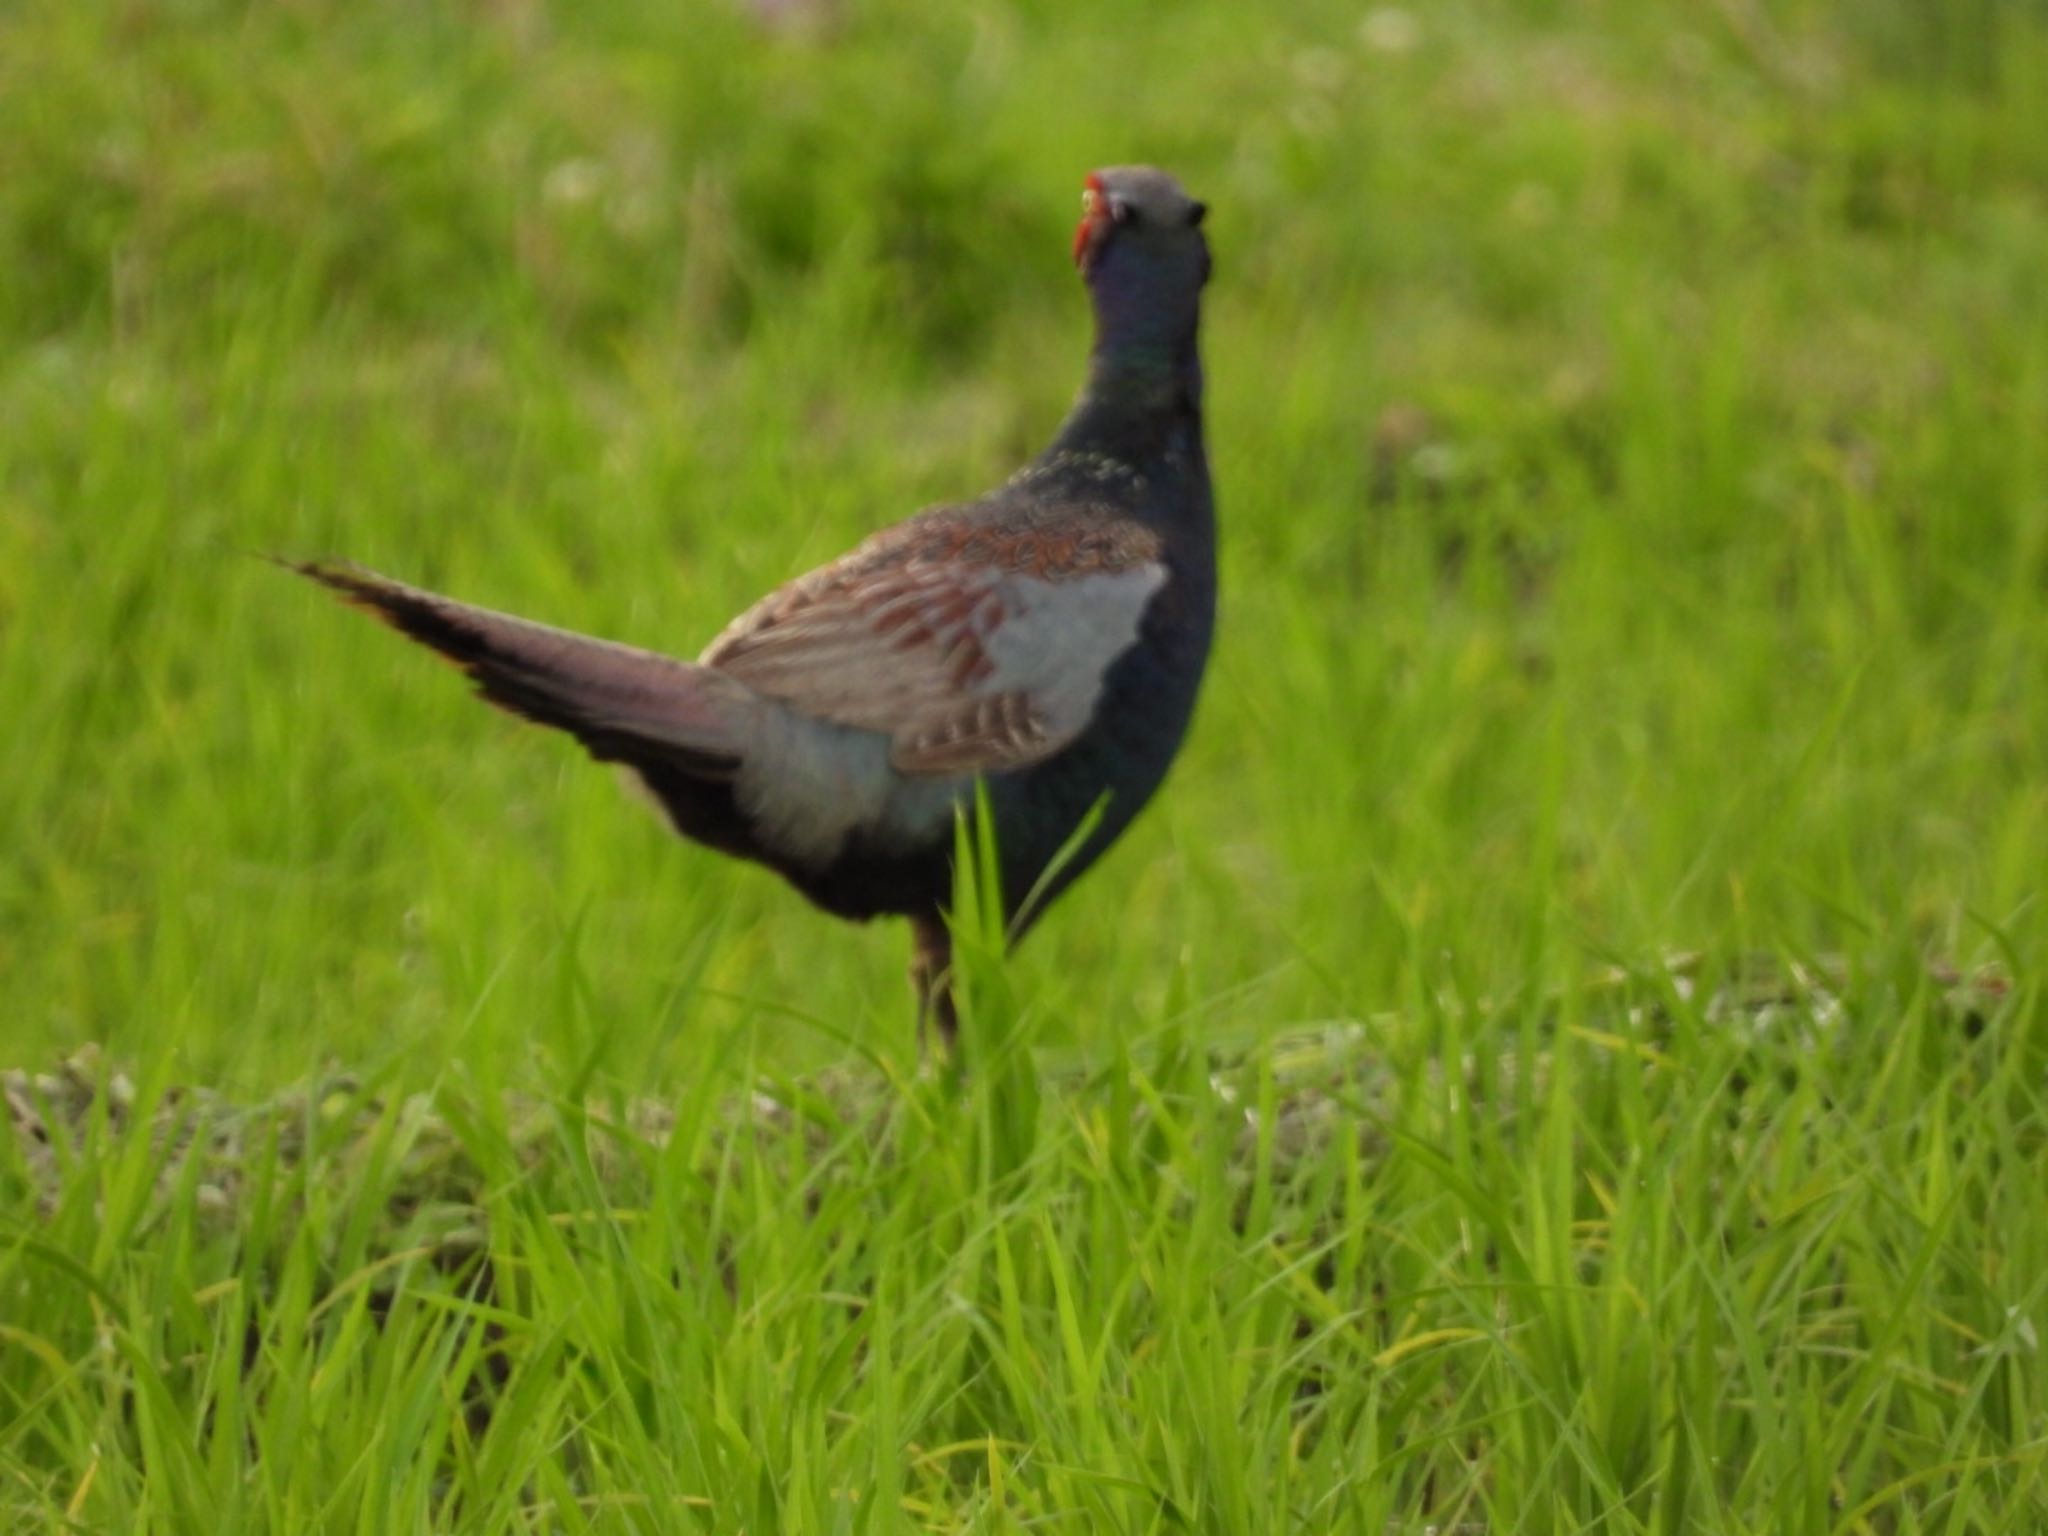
909, 913, 958, 1050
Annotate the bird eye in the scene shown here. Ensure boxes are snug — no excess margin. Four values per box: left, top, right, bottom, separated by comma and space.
1108, 195, 1133, 225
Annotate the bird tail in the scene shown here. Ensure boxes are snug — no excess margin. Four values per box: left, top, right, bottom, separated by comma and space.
284, 559, 751, 781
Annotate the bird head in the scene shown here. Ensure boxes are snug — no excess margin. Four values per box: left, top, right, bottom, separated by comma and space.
1072, 166, 1211, 328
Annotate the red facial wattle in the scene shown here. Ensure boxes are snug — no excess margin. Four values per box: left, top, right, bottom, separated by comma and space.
1072, 173, 1112, 269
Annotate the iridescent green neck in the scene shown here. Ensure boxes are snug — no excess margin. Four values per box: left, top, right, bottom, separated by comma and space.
1052, 338, 1203, 460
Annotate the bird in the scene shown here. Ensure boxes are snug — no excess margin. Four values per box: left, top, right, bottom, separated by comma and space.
289, 165, 1216, 1044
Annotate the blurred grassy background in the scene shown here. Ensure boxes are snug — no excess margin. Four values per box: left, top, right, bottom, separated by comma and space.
6, 3, 2048, 1529
1, 0, 2043, 1085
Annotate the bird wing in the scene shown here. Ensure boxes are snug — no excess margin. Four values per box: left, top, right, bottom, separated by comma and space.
701, 519, 1167, 778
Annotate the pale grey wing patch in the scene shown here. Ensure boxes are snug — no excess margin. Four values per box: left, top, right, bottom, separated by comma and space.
729, 703, 968, 867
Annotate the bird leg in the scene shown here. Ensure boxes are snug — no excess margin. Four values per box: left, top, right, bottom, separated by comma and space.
909, 913, 958, 1049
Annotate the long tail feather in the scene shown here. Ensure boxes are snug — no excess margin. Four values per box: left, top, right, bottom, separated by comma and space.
285, 559, 749, 780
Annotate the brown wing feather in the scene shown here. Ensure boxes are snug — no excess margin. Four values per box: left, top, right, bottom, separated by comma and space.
706, 563, 1006, 725
891, 691, 1054, 775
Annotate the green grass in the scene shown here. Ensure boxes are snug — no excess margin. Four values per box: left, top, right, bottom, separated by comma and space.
3, 0, 2047, 1528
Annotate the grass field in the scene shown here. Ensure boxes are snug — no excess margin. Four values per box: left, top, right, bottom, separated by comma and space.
4, 0, 2048, 1528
